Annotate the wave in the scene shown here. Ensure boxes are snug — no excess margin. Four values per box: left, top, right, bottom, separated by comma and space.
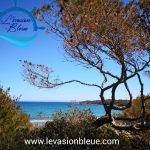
30, 119, 52, 123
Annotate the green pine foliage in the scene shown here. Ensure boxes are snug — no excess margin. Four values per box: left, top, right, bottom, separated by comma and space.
0, 87, 31, 149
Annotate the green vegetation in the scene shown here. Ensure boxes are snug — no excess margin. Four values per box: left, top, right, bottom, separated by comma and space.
29, 108, 134, 150
123, 95, 150, 118
0, 87, 31, 149
28, 102, 150, 149
0, 86, 150, 149
120, 96, 150, 148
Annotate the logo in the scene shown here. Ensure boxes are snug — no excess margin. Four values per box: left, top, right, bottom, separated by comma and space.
0, 0, 45, 46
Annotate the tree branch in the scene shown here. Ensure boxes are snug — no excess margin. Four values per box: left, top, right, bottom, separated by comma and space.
137, 73, 145, 127
21, 60, 101, 89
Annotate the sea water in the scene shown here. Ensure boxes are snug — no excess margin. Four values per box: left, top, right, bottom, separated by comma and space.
15, 102, 120, 125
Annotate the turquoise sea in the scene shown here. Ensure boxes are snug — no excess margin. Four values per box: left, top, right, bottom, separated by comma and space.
15, 102, 120, 125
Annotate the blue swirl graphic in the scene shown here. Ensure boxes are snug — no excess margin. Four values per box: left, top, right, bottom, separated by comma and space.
0, 35, 31, 46
0, 32, 37, 46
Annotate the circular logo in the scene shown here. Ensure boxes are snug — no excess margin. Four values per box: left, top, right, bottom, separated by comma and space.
0, 0, 45, 46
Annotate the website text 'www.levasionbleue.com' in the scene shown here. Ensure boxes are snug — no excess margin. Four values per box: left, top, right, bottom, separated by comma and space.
24, 137, 119, 146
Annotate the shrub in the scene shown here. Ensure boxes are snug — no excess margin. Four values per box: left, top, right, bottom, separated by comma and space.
121, 95, 150, 149
123, 95, 150, 118
29, 108, 135, 150
0, 87, 31, 149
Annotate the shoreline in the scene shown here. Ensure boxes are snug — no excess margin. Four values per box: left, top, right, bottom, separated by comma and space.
30, 119, 52, 126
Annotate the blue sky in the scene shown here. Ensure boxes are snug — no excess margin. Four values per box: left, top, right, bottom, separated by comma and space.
0, 0, 149, 101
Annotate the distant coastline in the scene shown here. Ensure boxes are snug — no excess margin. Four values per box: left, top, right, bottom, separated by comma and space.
79, 99, 129, 106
